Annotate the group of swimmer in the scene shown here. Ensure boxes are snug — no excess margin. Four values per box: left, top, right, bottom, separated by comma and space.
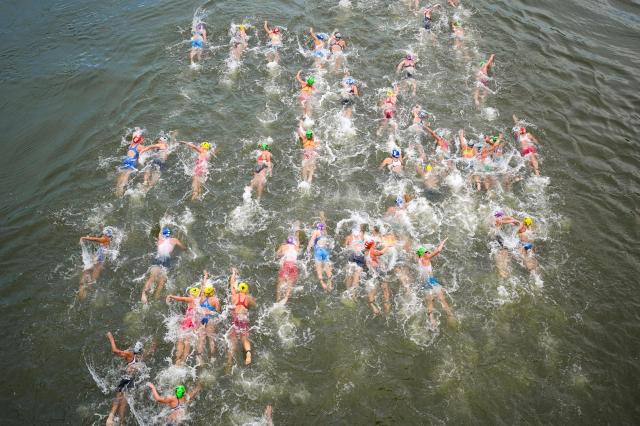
76, 3, 549, 424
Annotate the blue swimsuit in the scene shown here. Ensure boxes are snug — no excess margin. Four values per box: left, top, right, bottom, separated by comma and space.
313, 235, 330, 262
121, 143, 141, 170
200, 297, 218, 324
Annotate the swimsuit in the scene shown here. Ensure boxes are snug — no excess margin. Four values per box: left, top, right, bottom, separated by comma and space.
200, 297, 218, 325
152, 256, 171, 269
121, 143, 141, 170
231, 296, 250, 337
402, 63, 416, 78
388, 158, 402, 172
95, 242, 109, 264
424, 15, 432, 31
348, 237, 367, 270
194, 154, 208, 178
191, 37, 203, 49
278, 245, 298, 280
180, 304, 196, 332
116, 354, 141, 392
521, 146, 536, 156
313, 235, 330, 262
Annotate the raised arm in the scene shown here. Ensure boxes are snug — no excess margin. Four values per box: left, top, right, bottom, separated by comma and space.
199, 270, 209, 292
106, 332, 132, 360
229, 268, 237, 297
396, 59, 405, 73
486, 54, 495, 67
166, 295, 193, 304
309, 28, 320, 42
147, 383, 172, 405
295, 70, 305, 86
264, 21, 270, 34
179, 141, 200, 154
427, 238, 448, 259
424, 126, 440, 140
306, 230, 318, 252
187, 383, 201, 400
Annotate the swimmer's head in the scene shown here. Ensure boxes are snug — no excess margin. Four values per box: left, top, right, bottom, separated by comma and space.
425, 164, 433, 172
158, 136, 168, 143
395, 196, 404, 206
334, 32, 342, 39
306, 77, 315, 87
454, 20, 462, 27
175, 385, 186, 399
287, 236, 295, 244
523, 242, 533, 251
200, 141, 211, 150
386, 89, 394, 97
419, 111, 427, 118
416, 246, 426, 257
133, 341, 143, 354
523, 217, 533, 226
406, 54, 414, 60
238, 282, 249, 293
305, 130, 314, 140
345, 77, 355, 85
486, 135, 499, 145
364, 240, 375, 250
392, 148, 401, 158
519, 127, 526, 135
189, 287, 201, 297
238, 25, 246, 31
273, 27, 280, 33
103, 227, 113, 238
466, 139, 475, 147
260, 143, 270, 151
316, 33, 326, 40
317, 223, 325, 230
494, 210, 505, 218
132, 133, 143, 144
203, 285, 214, 296
161, 227, 172, 238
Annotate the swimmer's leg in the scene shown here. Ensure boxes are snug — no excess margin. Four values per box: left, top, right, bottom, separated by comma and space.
530, 154, 540, 176
191, 176, 200, 200
153, 271, 167, 300
242, 336, 251, 365
381, 281, 391, 315
196, 327, 206, 358
437, 289, 454, 320
314, 261, 326, 290
91, 263, 104, 282
117, 394, 128, 424
425, 292, 436, 329
175, 337, 185, 365
106, 393, 122, 426
367, 284, 380, 315
116, 171, 132, 197
207, 322, 216, 354
324, 262, 333, 290
226, 336, 237, 368
141, 267, 159, 303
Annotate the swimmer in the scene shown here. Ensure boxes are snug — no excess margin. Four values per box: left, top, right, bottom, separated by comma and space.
275, 232, 300, 305
296, 70, 315, 117
166, 285, 201, 366
296, 122, 319, 184
79, 227, 112, 299
513, 115, 541, 176
364, 240, 389, 315
190, 23, 207, 66
340, 75, 359, 119
411, 105, 430, 133
478, 134, 504, 190
230, 24, 249, 61
227, 268, 257, 366
309, 27, 328, 67
116, 130, 165, 197
496, 215, 537, 273
492, 210, 512, 278
417, 162, 439, 190
141, 227, 186, 303
396, 54, 418, 96
147, 382, 200, 425
105, 332, 146, 426
451, 19, 465, 50
306, 212, 333, 291
344, 224, 367, 290
425, 126, 451, 158
377, 85, 399, 135
250, 143, 273, 199
416, 238, 454, 328
143, 132, 173, 193
263, 21, 283, 63
385, 194, 410, 218
474, 54, 495, 107
196, 271, 220, 364
328, 31, 347, 69
419, 4, 441, 32
379, 148, 404, 174
179, 140, 215, 200
457, 128, 482, 190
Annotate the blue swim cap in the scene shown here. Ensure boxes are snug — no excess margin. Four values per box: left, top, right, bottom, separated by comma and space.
345, 77, 355, 85
523, 243, 533, 251
419, 111, 427, 118
103, 227, 113, 238
316, 33, 326, 40
395, 196, 404, 206
392, 148, 401, 158
162, 227, 171, 237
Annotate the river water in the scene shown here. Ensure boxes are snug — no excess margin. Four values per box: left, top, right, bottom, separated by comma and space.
1, 0, 639, 424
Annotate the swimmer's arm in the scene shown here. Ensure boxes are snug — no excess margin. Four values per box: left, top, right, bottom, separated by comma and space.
530, 134, 540, 145
295, 70, 305, 86
309, 28, 319, 42
200, 270, 208, 291
147, 383, 172, 404
486, 54, 495, 68
167, 295, 192, 304
306, 231, 317, 252
179, 141, 200, 153
353, 85, 359, 96
264, 21, 270, 34
106, 332, 132, 361
174, 239, 186, 250
396, 61, 404, 73
429, 238, 447, 258
80, 236, 101, 242
187, 383, 201, 400
378, 158, 390, 170
229, 268, 237, 295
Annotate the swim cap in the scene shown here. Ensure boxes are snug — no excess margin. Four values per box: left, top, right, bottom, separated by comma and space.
345, 77, 355, 85
305, 130, 313, 139
519, 127, 526, 135
162, 227, 171, 237
287, 235, 295, 244
239, 25, 246, 31
335, 32, 342, 39
316, 33, 325, 40
260, 143, 270, 151
494, 210, 504, 218
133, 341, 143, 354
364, 240, 375, 250
317, 223, 325, 230
480, 61, 486, 67
159, 136, 168, 143
523, 242, 533, 251
455, 20, 462, 26
466, 140, 475, 147
201, 141, 211, 150
425, 164, 433, 172
203, 285, 214, 296
306, 77, 315, 86
523, 217, 533, 226
419, 111, 427, 118
491, 136, 499, 144
395, 196, 404, 206
103, 227, 113, 237
189, 287, 201, 297
132, 134, 143, 144
386, 89, 393, 97
238, 282, 249, 293
406, 54, 414, 60
416, 247, 426, 257
175, 385, 186, 399
392, 148, 401, 158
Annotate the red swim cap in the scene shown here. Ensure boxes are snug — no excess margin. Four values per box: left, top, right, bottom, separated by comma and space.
132, 134, 143, 143
365, 240, 375, 250
519, 127, 526, 135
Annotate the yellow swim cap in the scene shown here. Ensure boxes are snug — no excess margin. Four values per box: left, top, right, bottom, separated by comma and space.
238, 282, 249, 293
386, 89, 393, 97
425, 164, 433, 172
201, 141, 210, 150
239, 25, 246, 31
189, 287, 201, 297
523, 217, 533, 226
203, 285, 214, 296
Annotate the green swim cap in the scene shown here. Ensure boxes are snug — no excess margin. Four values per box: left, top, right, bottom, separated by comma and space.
305, 130, 313, 139
175, 385, 186, 398
456, 20, 462, 26
260, 143, 269, 150
416, 247, 425, 257
480, 61, 486, 67
491, 136, 499, 143
306, 77, 315, 86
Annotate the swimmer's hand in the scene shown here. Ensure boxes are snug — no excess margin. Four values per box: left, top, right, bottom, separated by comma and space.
165, 295, 172, 304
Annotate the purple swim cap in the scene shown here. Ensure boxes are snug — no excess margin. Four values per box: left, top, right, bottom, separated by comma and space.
287, 236, 295, 244
317, 223, 325, 230
494, 210, 504, 218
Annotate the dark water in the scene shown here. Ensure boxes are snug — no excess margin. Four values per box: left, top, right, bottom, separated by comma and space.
1, 0, 639, 424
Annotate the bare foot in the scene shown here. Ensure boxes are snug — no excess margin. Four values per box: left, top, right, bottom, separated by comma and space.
245, 350, 252, 365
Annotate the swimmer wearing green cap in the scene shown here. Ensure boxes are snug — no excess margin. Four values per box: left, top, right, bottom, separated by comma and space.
416, 238, 455, 329
250, 142, 274, 200
297, 121, 319, 183
474, 53, 495, 107
147, 382, 201, 424
296, 70, 315, 117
